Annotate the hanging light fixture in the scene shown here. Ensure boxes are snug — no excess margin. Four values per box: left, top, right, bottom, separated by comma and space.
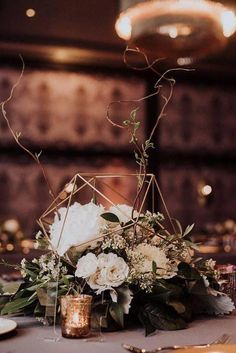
115, 0, 236, 61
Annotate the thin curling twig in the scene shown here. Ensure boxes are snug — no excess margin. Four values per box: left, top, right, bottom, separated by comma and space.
106, 47, 194, 243
0, 55, 57, 203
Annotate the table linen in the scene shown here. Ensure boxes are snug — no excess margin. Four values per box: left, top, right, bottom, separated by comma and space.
1, 315, 236, 353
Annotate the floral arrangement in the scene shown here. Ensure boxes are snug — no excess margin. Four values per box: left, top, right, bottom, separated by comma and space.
0, 51, 235, 335
1, 200, 235, 335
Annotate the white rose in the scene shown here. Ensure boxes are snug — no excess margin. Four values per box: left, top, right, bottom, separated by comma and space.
75, 253, 98, 278
87, 253, 129, 293
133, 243, 176, 279
109, 204, 139, 224
50, 202, 104, 256
97, 252, 120, 268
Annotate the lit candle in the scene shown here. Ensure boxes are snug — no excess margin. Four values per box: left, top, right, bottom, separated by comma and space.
60, 295, 92, 338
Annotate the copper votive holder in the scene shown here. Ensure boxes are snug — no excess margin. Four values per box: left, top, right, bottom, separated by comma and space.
60, 295, 92, 338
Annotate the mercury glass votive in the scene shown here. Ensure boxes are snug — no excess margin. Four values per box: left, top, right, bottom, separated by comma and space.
60, 295, 92, 338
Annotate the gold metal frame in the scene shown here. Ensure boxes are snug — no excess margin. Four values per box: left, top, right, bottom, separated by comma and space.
38, 173, 176, 251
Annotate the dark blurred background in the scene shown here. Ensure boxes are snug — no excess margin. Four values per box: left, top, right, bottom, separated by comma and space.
0, 0, 236, 268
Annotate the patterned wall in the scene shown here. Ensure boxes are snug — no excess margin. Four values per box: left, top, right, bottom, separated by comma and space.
160, 84, 236, 153
0, 67, 146, 236
0, 67, 236, 237
158, 83, 236, 230
158, 163, 236, 229
0, 156, 137, 236
0, 68, 146, 150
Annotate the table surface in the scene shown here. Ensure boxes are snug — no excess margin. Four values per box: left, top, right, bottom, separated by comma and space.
1, 314, 236, 353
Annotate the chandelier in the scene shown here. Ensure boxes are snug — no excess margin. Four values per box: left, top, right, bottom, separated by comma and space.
115, 0, 236, 61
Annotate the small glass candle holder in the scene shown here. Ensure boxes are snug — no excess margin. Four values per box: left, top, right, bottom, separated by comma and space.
218, 264, 236, 306
60, 295, 92, 338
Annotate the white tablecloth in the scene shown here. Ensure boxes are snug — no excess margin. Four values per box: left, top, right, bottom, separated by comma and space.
1, 314, 236, 353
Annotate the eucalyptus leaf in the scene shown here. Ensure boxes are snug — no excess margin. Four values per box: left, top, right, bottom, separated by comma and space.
191, 282, 235, 315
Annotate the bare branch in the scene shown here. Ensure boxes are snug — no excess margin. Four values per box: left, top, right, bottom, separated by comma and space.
0, 55, 57, 202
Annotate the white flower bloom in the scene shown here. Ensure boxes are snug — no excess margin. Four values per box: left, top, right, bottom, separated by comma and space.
205, 259, 216, 270
50, 202, 104, 256
21, 258, 26, 268
109, 204, 139, 224
97, 252, 120, 268
75, 253, 98, 278
179, 247, 194, 264
201, 274, 210, 288
132, 243, 176, 279
87, 253, 129, 294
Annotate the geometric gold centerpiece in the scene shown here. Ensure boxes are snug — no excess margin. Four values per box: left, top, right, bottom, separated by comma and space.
38, 173, 176, 251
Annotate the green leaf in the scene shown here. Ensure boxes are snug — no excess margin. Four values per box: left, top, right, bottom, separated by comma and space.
149, 281, 184, 303
100, 212, 120, 223
168, 300, 186, 314
183, 224, 194, 237
12, 282, 31, 299
1, 296, 36, 315
25, 268, 38, 281
62, 274, 70, 287
134, 151, 140, 160
139, 303, 187, 335
26, 281, 47, 292
0, 295, 11, 312
184, 240, 199, 251
130, 107, 139, 120
92, 193, 97, 205
109, 303, 124, 328
91, 302, 110, 330
2, 281, 21, 295
152, 261, 157, 274
172, 219, 183, 236
34, 302, 44, 316
138, 311, 156, 336
178, 262, 201, 281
